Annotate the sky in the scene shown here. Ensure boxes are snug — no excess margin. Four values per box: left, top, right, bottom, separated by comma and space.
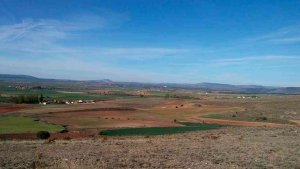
0, 0, 300, 86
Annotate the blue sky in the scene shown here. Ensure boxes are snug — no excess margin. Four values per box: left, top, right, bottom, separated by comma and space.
0, 0, 300, 86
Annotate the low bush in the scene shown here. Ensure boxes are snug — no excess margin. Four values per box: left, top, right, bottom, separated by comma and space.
60, 129, 68, 133
256, 116, 268, 121
36, 131, 50, 139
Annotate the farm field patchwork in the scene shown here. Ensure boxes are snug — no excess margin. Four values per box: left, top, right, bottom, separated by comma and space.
0, 87, 300, 169
0, 92, 299, 138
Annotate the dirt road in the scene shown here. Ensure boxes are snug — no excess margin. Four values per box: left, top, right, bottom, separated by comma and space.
190, 117, 293, 128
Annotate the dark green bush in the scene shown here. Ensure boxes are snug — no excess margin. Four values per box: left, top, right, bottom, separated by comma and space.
60, 129, 68, 133
256, 116, 268, 121
36, 131, 50, 139
99, 131, 106, 135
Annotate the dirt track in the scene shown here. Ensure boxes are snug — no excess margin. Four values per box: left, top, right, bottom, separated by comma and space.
291, 120, 300, 126
190, 117, 293, 128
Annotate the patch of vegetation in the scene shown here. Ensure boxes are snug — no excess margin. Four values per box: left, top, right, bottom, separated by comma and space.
36, 131, 50, 139
202, 113, 243, 120
201, 113, 291, 124
99, 122, 222, 136
11, 94, 43, 104
0, 88, 139, 103
0, 97, 11, 103
0, 116, 64, 134
255, 116, 268, 121
79, 121, 99, 126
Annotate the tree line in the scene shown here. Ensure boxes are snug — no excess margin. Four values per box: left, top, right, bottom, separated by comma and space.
11, 94, 44, 104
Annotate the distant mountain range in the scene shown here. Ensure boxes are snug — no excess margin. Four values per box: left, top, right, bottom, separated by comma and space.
0, 74, 299, 94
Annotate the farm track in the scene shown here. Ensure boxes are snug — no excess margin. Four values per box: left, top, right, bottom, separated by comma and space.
290, 120, 300, 126
190, 117, 294, 128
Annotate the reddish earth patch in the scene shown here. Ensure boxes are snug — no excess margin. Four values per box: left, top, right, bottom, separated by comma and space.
0, 105, 30, 114
0, 131, 91, 140
190, 117, 292, 128
39, 109, 182, 129
97, 120, 181, 128
49, 110, 132, 117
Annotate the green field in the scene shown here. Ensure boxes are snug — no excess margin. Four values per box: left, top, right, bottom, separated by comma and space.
0, 116, 64, 134
0, 88, 139, 102
99, 122, 222, 136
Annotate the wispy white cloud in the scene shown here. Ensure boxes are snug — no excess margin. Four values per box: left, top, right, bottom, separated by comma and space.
166, 55, 300, 67
0, 14, 188, 60
212, 55, 300, 66
0, 13, 191, 81
246, 25, 300, 44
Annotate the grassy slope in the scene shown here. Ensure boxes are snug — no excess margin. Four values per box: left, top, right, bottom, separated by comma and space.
0, 116, 64, 134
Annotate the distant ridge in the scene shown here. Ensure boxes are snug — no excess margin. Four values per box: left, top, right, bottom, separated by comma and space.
0, 74, 39, 80
0, 74, 299, 94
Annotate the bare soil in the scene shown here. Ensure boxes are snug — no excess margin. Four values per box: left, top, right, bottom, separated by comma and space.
0, 131, 91, 140
0, 105, 30, 114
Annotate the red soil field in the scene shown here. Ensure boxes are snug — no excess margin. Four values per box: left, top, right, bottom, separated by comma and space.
0, 105, 30, 114
0, 131, 91, 140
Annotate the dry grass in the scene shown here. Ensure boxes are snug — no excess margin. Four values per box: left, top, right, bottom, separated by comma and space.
0, 126, 299, 169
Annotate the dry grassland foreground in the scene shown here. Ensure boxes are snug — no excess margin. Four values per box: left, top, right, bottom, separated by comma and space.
0, 126, 300, 169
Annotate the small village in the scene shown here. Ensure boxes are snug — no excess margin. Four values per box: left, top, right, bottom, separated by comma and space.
40, 99, 95, 105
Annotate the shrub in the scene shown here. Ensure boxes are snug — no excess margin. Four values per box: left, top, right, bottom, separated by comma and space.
99, 131, 106, 135
256, 116, 268, 121
60, 129, 68, 133
63, 137, 71, 140
36, 131, 50, 139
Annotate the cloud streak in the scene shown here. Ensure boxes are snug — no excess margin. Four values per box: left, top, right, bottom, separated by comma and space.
246, 25, 300, 45
0, 13, 191, 82
212, 55, 300, 66
0, 15, 189, 60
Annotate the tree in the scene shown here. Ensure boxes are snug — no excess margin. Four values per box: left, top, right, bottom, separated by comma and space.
39, 94, 44, 102
36, 131, 50, 139
12, 95, 39, 104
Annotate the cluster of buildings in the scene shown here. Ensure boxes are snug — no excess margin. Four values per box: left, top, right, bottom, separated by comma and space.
236, 95, 259, 99
11, 85, 28, 90
40, 99, 95, 105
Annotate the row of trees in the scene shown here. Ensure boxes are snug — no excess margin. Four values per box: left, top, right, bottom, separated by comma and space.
11, 94, 44, 104
165, 93, 193, 99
